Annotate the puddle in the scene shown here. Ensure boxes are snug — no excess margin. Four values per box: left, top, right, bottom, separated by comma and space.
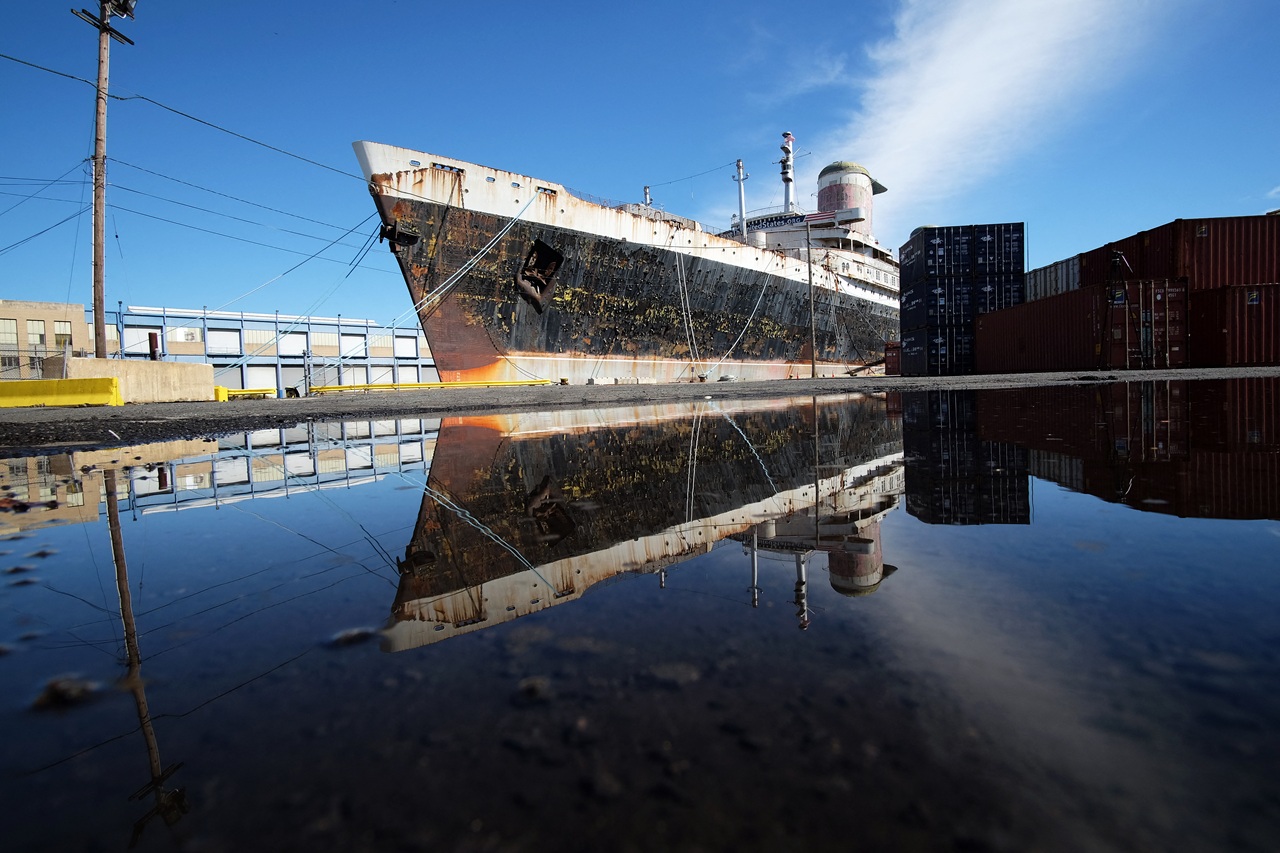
0, 382, 1277, 851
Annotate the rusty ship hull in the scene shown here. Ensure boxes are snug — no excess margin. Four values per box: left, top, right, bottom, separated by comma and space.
353, 142, 899, 384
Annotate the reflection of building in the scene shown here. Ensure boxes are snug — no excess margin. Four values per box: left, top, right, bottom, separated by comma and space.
976, 379, 1280, 519
901, 390, 1031, 525
0, 420, 438, 534
386, 398, 906, 651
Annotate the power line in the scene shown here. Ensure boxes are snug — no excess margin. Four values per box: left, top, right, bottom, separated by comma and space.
0, 51, 362, 182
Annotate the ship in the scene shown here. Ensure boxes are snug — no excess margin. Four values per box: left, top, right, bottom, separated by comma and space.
353, 133, 900, 384
383, 395, 905, 652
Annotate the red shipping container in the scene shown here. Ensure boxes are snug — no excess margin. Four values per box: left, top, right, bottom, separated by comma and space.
1189, 284, 1280, 366
1101, 280, 1189, 369
1079, 216, 1280, 290
884, 340, 901, 375
975, 286, 1104, 373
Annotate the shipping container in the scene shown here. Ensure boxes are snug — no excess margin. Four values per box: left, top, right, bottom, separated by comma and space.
974, 272, 1024, 314
1189, 283, 1280, 367
1101, 280, 1189, 369
975, 286, 1104, 373
883, 341, 901, 376
901, 324, 976, 376
1078, 216, 1280, 290
1025, 255, 1080, 303
900, 276, 977, 327
973, 222, 1025, 273
901, 225, 1025, 278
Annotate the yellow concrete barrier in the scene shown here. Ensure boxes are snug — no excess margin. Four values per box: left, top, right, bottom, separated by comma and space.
223, 387, 278, 399
0, 377, 123, 408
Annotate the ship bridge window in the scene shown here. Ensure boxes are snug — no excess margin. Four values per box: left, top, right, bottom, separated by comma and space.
511, 181, 521, 188
486, 176, 496, 183
536, 186, 556, 196
409, 159, 421, 167
431, 162, 464, 174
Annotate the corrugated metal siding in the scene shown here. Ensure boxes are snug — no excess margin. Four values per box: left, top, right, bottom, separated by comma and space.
1078, 215, 1280, 290
1026, 255, 1080, 303
1183, 216, 1280, 290
1101, 280, 1189, 369
1189, 284, 1280, 366
901, 325, 976, 376
974, 286, 1102, 373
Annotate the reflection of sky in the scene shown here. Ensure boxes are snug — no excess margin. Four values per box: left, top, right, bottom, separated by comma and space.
2, 430, 1279, 850
878, 480, 1280, 848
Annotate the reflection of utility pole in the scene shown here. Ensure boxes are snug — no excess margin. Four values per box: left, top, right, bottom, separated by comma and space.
748, 530, 761, 607
103, 468, 189, 846
71, 1, 137, 358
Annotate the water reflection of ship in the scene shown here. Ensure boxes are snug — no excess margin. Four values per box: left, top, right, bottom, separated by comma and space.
385, 397, 905, 651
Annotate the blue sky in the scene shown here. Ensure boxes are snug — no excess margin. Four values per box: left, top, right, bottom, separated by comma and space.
2, 0, 1277, 327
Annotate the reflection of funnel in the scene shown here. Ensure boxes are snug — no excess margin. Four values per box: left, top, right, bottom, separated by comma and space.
827, 520, 898, 596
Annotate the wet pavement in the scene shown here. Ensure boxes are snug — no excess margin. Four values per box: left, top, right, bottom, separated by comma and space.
1, 378, 1278, 851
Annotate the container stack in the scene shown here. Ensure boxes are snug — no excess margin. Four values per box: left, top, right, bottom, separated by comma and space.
898, 223, 1024, 375
977, 214, 1279, 372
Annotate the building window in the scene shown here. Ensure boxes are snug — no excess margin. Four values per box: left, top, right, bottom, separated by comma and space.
54, 321, 72, 349
27, 320, 46, 347
0, 318, 16, 348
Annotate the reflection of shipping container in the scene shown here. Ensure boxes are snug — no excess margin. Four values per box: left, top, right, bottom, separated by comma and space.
1078, 215, 1280, 290
1187, 377, 1280, 449
1189, 284, 1280, 367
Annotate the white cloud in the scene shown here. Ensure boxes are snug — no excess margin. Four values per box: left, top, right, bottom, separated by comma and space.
809, 0, 1159, 246
1267, 185, 1280, 199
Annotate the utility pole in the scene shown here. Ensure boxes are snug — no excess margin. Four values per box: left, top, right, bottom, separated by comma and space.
72, 2, 137, 358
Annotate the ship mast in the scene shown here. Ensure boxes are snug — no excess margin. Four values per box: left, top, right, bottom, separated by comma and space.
732, 160, 749, 239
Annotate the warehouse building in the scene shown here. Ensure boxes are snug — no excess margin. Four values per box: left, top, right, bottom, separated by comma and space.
0, 300, 438, 394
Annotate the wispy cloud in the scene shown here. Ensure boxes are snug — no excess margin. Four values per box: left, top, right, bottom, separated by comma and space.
811, 0, 1159, 245
1267, 185, 1280, 199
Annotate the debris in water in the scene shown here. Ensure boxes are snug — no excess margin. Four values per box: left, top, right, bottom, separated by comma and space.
32, 675, 101, 711
326, 627, 379, 647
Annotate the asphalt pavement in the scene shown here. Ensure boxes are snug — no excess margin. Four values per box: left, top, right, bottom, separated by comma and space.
2, 366, 1278, 456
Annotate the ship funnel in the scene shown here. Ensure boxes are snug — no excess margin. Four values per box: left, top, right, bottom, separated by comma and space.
780, 132, 795, 212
